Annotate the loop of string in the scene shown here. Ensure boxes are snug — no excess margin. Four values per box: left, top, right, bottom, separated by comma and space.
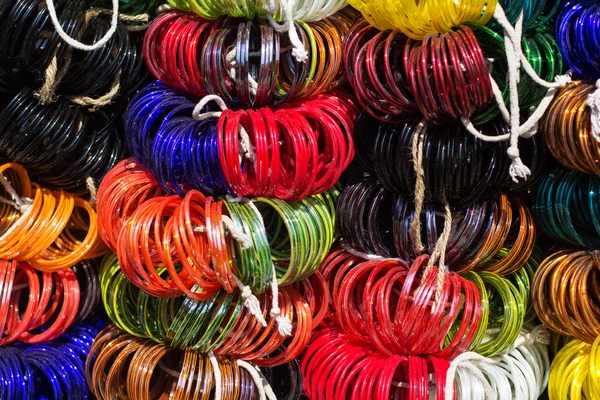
35, 48, 65, 104
158, 356, 276, 400
252, 364, 278, 400
208, 351, 222, 400
0, 174, 29, 212
237, 360, 267, 400
193, 95, 256, 162
339, 241, 402, 261
425, 203, 452, 306
407, 119, 451, 309
587, 79, 600, 142
460, 4, 572, 182
246, 201, 293, 337
264, 0, 307, 62
192, 199, 293, 336
47, 0, 119, 51
226, 47, 259, 99
231, 274, 267, 326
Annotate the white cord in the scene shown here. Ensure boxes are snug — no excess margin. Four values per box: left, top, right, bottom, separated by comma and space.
253, 364, 278, 400
339, 241, 399, 261
264, 0, 307, 62
226, 47, 259, 99
460, 4, 572, 183
237, 360, 267, 400
221, 215, 253, 249
244, 200, 292, 337
193, 95, 256, 162
269, 263, 293, 337
209, 351, 222, 400
587, 79, 600, 142
231, 275, 267, 326
46, 0, 119, 51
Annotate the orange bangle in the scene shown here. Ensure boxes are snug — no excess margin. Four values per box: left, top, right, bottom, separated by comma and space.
0, 163, 102, 271
542, 81, 600, 175
533, 248, 600, 343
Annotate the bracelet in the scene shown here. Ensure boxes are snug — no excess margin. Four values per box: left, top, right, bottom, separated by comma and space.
557, 1, 600, 80
533, 248, 600, 343
125, 81, 356, 199
0, 89, 125, 190
0, 163, 103, 270
302, 323, 450, 400
548, 334, 600, 399
542, 81, 600, 176
345, 0, 496, 39
534, 169, 600, 248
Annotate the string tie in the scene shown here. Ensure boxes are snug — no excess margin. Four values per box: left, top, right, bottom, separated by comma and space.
193, 95, 256, 162
587, 79, 600, 143
264, 0, 307, 62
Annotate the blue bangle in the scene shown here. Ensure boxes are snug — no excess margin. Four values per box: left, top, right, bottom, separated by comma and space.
125, 81, 231, 196
557, 1, 600, 79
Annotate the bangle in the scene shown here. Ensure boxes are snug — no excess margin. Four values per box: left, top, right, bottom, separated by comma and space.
0, 163, 103, 270
125, 81, 356, 200
466, 270, 525, 356
165, 0, 347, 22
548, 335, 600, 399
327, 250, 481, 358
346, 0, 496, 39
302, 323, 450, 399
0, 89, 125, 190
542, 81, 600, 176
557, 1, 600, 80
533, 248, 600, 343
534, 169, 600, 248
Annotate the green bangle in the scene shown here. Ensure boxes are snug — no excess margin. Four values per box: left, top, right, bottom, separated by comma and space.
168, 289, 242, 351
467, 271, 525, 356
252, 188, 336, 286
223, 200, 273, 294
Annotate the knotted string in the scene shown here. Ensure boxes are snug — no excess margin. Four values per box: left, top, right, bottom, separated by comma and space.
193, 95, 256, 162
460, 4, 572, 182
264, 0, 308, 62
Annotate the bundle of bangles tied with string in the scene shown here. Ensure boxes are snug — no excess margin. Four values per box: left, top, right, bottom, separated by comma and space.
1, 0, 600, 398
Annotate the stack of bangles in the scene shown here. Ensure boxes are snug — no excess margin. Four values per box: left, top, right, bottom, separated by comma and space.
548, 334, 600, 399
143, 9, 357, 103
0, 259, 100, 344
352, 112, 546, 207
125, 81, 356, 199
539, 1, 600, 177
97, 158, 337, 299
87, 325, 305, 400
0, 322, 101, 400
164, 0, 347, 22
100, 252, 327, 365
337, 181, 536, 274
320, 247, 536, 358
534, 169, 600, 248
301, 322, 550, 400
0, 163, 104, 270
343, 15, 561, 123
